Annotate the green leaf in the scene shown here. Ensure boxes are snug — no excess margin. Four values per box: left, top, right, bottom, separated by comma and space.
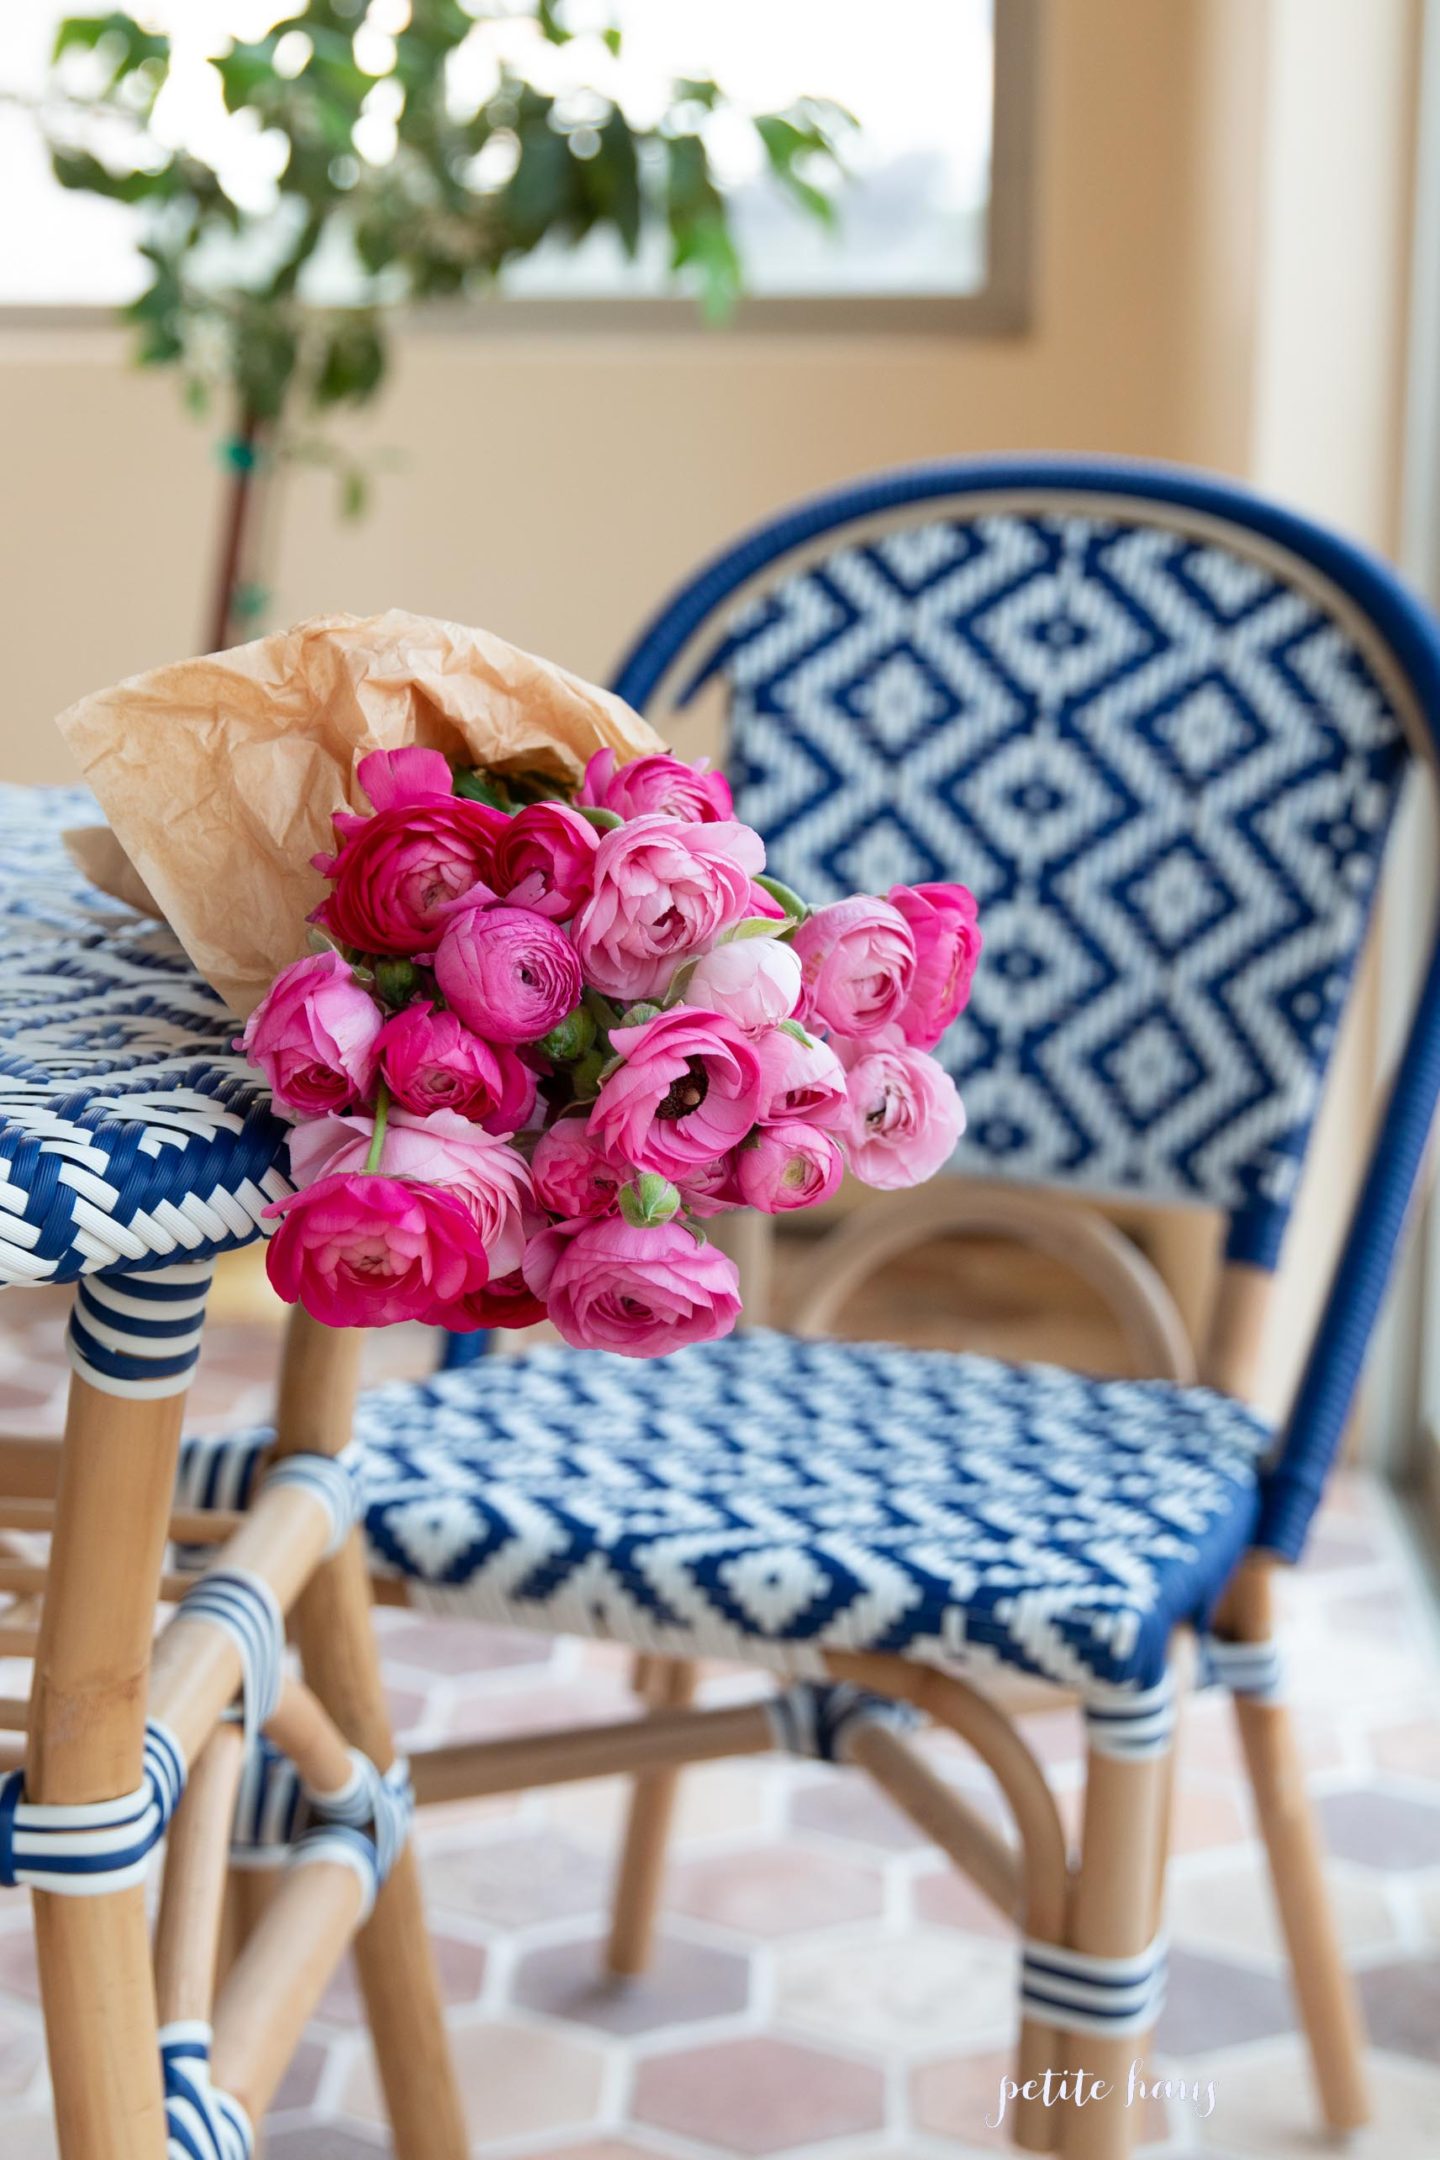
577, 805, 623, 831
50, 148, 176, 204
721, 917, 791, 943
754, 873, 811, 921
313, 317, 386, 408
339, 465, 368, 519
454, 768, 514, 810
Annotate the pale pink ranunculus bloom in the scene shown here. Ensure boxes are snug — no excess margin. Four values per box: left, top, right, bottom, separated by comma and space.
684, 937, 803, 1031
751, 1024, 850, 1129
572, 816, 764, 1000
735, 1122, 845, 1213
792, 896, 917, 1038
522, 1214, 742, 1357
376, 1001, 535, 1135
587, 1006, 763, 1178
287, 1105, 533, 1278
489, 801, 599, 921
887, 882, 982, 1050
433, 902, 583, 1044
531, 1117, 628, 1218
674, 1154, 742, 1218
579, 748, 733, 825
838, 1035, 966, 1189
264, 1172, 489, 1329
239, 950, 383, 1117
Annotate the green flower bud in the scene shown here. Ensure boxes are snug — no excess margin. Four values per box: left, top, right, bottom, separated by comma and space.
373, 957, 421, 1009
618, 1173, 682, 1227
569, 1047, 610, 1101
537, 1005, 598, 1063
453, 768, 513, 811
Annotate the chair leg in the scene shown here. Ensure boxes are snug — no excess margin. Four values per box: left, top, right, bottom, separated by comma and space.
27, 1376, 187, 2160
1059, 1739, 1174, 2160
1233, 1689, 1368, 2129
605, 1655, 698, 1976
274, 1311, 467, 2160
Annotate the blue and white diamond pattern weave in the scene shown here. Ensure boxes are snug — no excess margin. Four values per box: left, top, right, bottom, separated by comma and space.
716, 511, 1407, 1260
179, 1332, 1271, 1696
0, 786, 291, 1286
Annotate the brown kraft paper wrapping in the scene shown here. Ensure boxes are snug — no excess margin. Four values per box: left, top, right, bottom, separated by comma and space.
56, 608, 665, 1017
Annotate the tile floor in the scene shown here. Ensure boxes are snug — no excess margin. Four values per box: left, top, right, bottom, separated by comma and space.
2, 1274, 1440, 2156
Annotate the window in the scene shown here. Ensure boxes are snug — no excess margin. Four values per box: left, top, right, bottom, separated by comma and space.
0, 0, 1033, 322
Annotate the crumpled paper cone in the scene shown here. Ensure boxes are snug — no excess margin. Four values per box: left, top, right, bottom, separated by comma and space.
57, 608, 665, 1017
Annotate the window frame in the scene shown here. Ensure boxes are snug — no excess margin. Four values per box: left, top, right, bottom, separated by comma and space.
1, 0, 1039, 335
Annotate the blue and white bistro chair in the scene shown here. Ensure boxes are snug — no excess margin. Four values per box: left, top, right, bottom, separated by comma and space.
177, 459, 1440, 2159
0, 790, 467, 2160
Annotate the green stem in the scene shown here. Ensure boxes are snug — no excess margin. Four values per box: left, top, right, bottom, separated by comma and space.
364, 1078, 391, 1174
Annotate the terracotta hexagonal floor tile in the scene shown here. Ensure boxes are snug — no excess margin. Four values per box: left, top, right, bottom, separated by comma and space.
668, 1841, 883, 1938
775, 1928, 1018, 2056
376, 1616, 555, 1675
512, 1928, 750, 2034
1165, 1849, 1397, 1963
1154, 1948, 1294, 2057
343, 2015, 607, 2144
911, 1861, 1015, 1939
1317, 1786, 1440, 1871
0, 2005, 43, 2098
1195, 2034, 1440, 2155
787, 1771, 932, 1852
316, 1932, 487, 2026
632, 2035, 885, 2155
1371, 1717, 1440, 1783
1357, 1956, 1440, 2064
421, 1827, 610, 1929
264, 2126, 390, 2158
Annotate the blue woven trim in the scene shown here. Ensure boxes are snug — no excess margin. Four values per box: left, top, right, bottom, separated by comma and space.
262, 1449, 363, 1558
1199, 1633, 1284, 1701
162, 2020, 252, 2160
1021, 1934, 1167, 2039
0, 1720, 185, 1894
229, 1734, 413, 1896
766, 1682, 921, 1764
1083, 1673, 1176, 1760
176, 1571, 284, 1746
66, 1261, 213, 1399
288, 1822, 384, 1923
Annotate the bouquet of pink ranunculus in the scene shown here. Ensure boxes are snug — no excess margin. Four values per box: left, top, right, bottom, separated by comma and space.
239, 743, 980, 1356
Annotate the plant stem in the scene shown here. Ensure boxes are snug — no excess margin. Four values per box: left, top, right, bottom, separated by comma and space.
364, 1079, 391, 1174
206, 406, 261, 652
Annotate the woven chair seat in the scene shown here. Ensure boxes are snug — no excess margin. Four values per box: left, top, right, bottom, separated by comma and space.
0, 786, 289, 1287
179, 1331, 1270, 1697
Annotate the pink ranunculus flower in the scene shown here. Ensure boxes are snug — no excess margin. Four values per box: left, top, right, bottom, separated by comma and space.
572, 817, 764, 1000
523, 1214, 743, 1358
674, 1155, 742, 1219
376, 1001, 535, 1134
579, 748, 734, 824
735, 1122, 845, 1213
888, 882, 982, 1050
792, 896, 917, 1038
433, 902, 583, 1045
489, 801, 599, 921
287, 1106, 533, 1278
312, 753, 507, 957
238, 950, 382, 1116
428, 1267, 548, 1334
265, 1174, 489, 1329
587, 1007, 764, 1178
684, 937, 803, 1031
838, 1035, 966, 1190
531, 1117, 628, 1218
752, 1023, 850, 1129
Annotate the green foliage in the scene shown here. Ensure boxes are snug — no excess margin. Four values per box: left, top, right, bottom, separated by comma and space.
39, 1, 854, 494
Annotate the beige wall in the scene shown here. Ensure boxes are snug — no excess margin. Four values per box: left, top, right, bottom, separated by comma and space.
0, 0, 1279, 782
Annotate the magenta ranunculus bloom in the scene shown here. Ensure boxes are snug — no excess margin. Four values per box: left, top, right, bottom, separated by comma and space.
579, 748, 734, 824
751, 1023, 850, 1129
792, 896, 918, 1038
265, 1172, 490, 1328
354, 746, 456, 810
376, 1000, 535, 1134
238, 950, 382, 1116
587, 1006, 764, 1177
312, 791, 507, 957
531, 1116, 628, 1218
736, 1122, 845, 1212
684, 936, 803, 1031
489, 801, 599, 921
288, 1105, 533, 1278
573, 817, 763, 1000
838, 1035, 966, 1189
428, 1266, 548, 1334
523, 1214, 742, 1357
887, 882, 982, 1050
433, 902, 583, 1044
